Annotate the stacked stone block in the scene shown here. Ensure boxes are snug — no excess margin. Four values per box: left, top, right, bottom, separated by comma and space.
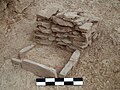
34, 7, 99, 50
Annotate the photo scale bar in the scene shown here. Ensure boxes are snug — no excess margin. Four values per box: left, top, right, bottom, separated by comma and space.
36, 78, 83, 86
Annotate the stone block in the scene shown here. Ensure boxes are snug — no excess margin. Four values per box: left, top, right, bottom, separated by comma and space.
60, 50, 80, 77
77, 23, 93, 32
69, 50, 80, 62
62, 39, 71, 44
63, 12, 79, 19
48, 36, 56, 41
37, 26, 52, 34
52, 16, 73, 27
37, 21, 51, 29
11, 58, 22, 66
22, 59, 57, 77
19, 45, 35, 59
52, 25, 72, 33
37, 6, 58, 19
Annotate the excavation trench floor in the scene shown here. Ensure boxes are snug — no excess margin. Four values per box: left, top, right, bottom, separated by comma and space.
25, 45, 72, 73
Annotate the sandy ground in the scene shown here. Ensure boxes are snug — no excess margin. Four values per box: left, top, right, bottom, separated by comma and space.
0, 0, 120, 90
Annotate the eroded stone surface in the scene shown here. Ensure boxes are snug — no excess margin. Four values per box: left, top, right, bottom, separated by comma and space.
19, 44, 35, 58
37, 26, 52, 34
69, 50, 80, 61
51, 25, 72, 33
22, 59, 57, 77
77, 23, 93, 32
52, 16, 73, 27
60, 50, 80, 77
64, 12, 79, 19
11, 58, 22, 66
37, 6, 59, 19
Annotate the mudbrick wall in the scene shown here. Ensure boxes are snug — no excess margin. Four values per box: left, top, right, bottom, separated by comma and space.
34, 7, 99, 51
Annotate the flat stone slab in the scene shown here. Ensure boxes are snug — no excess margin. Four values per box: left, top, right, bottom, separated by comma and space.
60, 50, 80, 77
22, 59, 57, 78
70, 50, 81, 62
37, 6, 58, 19
11, 58, 22, 66
78, 23, 93, 32
19, 44, 35, 59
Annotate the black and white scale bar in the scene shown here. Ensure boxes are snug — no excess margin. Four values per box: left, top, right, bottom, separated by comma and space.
36, 78, 83, 86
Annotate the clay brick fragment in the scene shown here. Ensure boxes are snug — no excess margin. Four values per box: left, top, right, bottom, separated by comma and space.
22, 59, 57, 77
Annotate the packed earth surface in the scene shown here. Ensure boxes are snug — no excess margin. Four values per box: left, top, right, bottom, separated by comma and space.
0, 0, 120, 90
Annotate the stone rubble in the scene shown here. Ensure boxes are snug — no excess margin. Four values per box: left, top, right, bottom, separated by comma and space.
34, 8, 99, 50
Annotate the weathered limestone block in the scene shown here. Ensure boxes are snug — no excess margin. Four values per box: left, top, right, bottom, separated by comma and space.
52, 16, 73, 27
73, 36, 86, 42
73, 17, 88, 25
19, 44, 35, 58
11, 58, 22, 66
69, 50, 80, 61
72, 31, 80, 35
76, 23, 93, 33
60, 50, 80, 77
57, 42, 67, 46
63, 12, 79, 19
37, 25, 52, 34
48, 36, 56, 41
37, 21, 51, 29
72, 41, 87, 48
37, 6, 58, 19
56, 38, 61, 42
51, 25, 72, 33
22, 59, 57, 77
56, 33, 68, 38
62, 39, 71, 44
